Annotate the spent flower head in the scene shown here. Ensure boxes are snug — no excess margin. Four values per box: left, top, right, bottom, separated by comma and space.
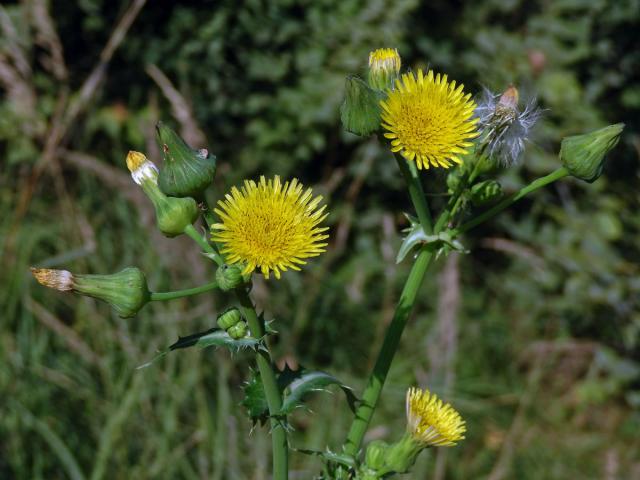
211, 176, 329, 280
475, 85, 542, 166
406, 387, 466, 447
31, 267, 150, 318
381, 69, 479, 170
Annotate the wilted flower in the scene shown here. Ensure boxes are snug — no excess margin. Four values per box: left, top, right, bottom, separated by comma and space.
381, 69, 479, 170
211, 176, 329, 279
475, 85, 542, 166
31, 267, 150, 318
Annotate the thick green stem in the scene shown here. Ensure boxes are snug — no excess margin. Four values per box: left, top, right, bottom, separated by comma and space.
235, 289, 288, 480
149, 281, 218, 301
451, 167, 569, 236
395, 155, 433, 234
341, 154, 434, 459
183, 224, 224, 266
343, 248, 434, 456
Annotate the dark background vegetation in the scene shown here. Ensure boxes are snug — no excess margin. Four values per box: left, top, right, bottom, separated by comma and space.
1, 0, 639, 478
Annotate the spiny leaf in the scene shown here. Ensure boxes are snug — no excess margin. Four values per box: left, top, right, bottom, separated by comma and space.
137, 327, 262, 369
295, 448, 356, 468
241, 369, 270, 426
169, 327, 262, 352
279, 367, 358, 415
240, 365, 358, 425
397, 222, 468, 264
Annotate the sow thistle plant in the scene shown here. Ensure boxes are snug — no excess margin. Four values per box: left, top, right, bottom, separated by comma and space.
31, 47, 624, 479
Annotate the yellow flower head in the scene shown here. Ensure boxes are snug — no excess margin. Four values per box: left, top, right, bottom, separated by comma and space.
406, 387, 466, 447
211, 176, 329, 279
381, 69, 479, 170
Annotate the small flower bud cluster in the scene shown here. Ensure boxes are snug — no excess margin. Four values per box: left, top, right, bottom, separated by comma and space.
217, 307, 248, 339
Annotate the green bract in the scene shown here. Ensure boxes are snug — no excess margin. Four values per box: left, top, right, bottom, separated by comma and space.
139, 179, 199, 237
156, 122, 217, 197
74, 267, 150, 318
216, 264, 246, 291
340, 76, 383, 137
560, 123, 624, 183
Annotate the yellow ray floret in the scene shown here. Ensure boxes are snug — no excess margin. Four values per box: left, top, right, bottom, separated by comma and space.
406, 387, 466, 447
211, 176, 329, 280
381, 69, 479, 170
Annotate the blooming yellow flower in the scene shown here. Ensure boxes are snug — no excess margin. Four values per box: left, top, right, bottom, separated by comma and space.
211, 176, 329, 279
381, 69, 479, 170
406, 387, 466, 447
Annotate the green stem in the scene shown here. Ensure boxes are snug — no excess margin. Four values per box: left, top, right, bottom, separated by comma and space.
451, 167, 569, 236
149, 281, 218, 301
183, 224, 224, 266
395, 155, 433, 234
343, 248, 434, 456
235, 288, 288, 480
341, 154, 435, 460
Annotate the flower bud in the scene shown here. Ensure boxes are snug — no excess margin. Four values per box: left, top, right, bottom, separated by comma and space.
227, 321, 248, 340
217, 307, 243, 330
216, 264, 247, 291
560, 123, 624, 183
367, 48, 401, 91
31, 267, 150, 318
156, 122, 217, 197
340, 76, 383, 136
364, 440, 389, 471
471, 179, 503, 206
126, 151, 199, 237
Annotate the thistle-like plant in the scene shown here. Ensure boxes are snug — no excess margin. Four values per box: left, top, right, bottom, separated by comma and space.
31, 49, 624, 480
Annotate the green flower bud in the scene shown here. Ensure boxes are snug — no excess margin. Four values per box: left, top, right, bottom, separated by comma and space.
471, 179, 503, 206
217, 307, 243, 330
31, 267, 150, 318
227, 321, 248, 340
340, 76, 383, 136
560, 123, 624, 183
126, 151, 199, 237
364, 440, 389, 471
367, 48, 401, 91
381, 433, 422, 475
156, 122, 217, 197
216, 264, 247, 291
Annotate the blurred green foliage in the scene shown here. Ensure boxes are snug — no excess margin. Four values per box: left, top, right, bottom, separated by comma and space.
1, 0, 639, 479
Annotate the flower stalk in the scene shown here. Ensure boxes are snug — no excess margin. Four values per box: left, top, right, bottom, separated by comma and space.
149, 281, 219, 301
235, 288, 288, 480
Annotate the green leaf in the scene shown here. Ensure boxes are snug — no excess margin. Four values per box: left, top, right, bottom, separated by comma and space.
240, 365, 358, 424
295, 448, 356, 468
169, 327, 262, 352
137, 327, 262, 369
241, 369, 270, 426
279, 366, 358, 415
396, 223, 468, 264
